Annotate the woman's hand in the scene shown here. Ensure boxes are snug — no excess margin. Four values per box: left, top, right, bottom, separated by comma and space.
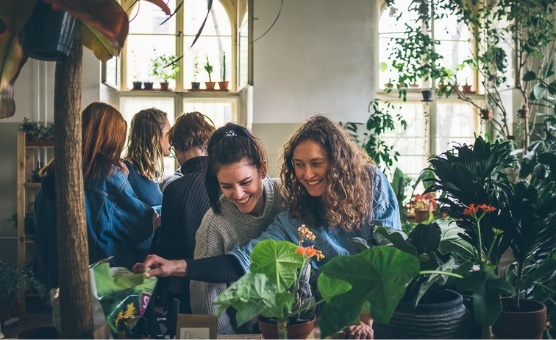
343, 313, 373, 339
132, 254, 187, 278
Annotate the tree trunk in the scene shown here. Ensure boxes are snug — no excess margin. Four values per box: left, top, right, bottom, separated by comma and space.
54, 37, 94, 338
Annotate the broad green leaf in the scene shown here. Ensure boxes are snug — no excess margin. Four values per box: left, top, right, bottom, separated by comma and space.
318, 246, 420, 338
457, 270, 514, 327
317, 273, 351, 300
533, 83, 548, 100
522, 70, 537, 81
250, 240, 304, 293
375, 226, 416, 255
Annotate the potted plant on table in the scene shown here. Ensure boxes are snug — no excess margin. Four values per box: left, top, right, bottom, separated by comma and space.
152, 53, 181, 91
214, 226, 345, 339
425, 136, 556, 338
204, 55, 215, 90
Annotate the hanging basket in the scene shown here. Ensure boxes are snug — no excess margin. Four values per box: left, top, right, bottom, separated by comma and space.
480, 108, 493, 120
20, 0, 77, 61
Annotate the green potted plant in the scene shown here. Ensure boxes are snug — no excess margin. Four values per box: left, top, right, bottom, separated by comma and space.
190, 52, 200, 90
425, 136, 556, 338
0, 261, 46, 337
204, 55, 215, 90
214, 226, 351, 339
18, 118, 55, 145
152, 53, 181, 91
217, 52, 229, 91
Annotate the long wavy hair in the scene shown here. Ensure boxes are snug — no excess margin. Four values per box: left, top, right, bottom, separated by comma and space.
205, 123, 267, 214
281, 115, 375, 232
40, 102, 127, 182
168, 111, 215, 153
124, 108, 168, 181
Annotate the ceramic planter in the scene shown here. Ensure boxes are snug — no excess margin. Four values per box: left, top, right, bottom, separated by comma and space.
132, 81, 142, 90
191, 82, 201, 90
218, 81, 229, 91
257, 317, 315, 339
421, 90, 433, 102
492, 298, 547, 339
20, 0, 77, 61
160, 82, 170, 91
205, 81, 216, 90
143, 82, 154, 90
374, 290, 472, 339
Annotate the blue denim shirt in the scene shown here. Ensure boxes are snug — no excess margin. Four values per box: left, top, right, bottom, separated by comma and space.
230, 166, 401, 273
35, 166, 156, 289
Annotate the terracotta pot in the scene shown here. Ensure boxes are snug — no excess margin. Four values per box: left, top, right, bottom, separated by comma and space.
480, 108, 493, 120
414, 209, 430, 223
160, 82, 170, 91
205, 81, 216, 90
461, 84, 472, 93
218, 81, 229, 91
257, 317, 315, 339
492, 298, 547, 339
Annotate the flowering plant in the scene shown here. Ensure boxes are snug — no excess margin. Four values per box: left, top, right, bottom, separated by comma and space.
214, 226, 347, 338
411, 192, 437, 211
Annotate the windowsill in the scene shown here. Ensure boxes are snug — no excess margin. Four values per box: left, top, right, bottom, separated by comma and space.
118, 89, 240, 97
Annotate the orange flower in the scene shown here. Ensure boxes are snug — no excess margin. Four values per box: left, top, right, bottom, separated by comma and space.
296, 246, 317, 257
463, 203, 496, 217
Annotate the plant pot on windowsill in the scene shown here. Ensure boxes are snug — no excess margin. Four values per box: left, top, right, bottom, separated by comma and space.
160, 82, 170, 91
421, 90, 433, 102
461, 84, 472, 93
480, 108, 493, 120
143, 82, 154, 90
205, 81, 216, 90
218, 81, 229, 91
191, 82, 201, 90
132, 81, 142, 90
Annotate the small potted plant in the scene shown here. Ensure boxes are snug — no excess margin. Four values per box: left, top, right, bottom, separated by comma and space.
152, 54, 181, 91
19, 118, 55, 145
214, 226, 345, 339
191, 52, 200, 90
204, 55, 215, 90
410, 192, 436, 222
461, 79, 472, 93
218, 52, 229, 91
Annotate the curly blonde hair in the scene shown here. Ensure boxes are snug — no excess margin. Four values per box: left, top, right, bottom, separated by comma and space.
124, 108, 168, 181
280, 115, 375, 232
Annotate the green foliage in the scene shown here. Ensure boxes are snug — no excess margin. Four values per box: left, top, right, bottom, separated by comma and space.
0, 261, 46, 307
214, 240, 350, 327
342, 99, 408, 175
152, 54, 182, 82
318, 246, 420, 338
220, 52, 226, 82
204, 55, 214, 82
18, 118, 55, 139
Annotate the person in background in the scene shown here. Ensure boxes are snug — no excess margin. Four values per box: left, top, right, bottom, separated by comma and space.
35, 102, 159, 291
190, 123, 285, 334
151, 111, 215, 314
135, 115, 401, 339
123, 107, 171, 210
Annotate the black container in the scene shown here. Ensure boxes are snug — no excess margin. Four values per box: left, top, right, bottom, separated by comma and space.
21, 0, 77, 61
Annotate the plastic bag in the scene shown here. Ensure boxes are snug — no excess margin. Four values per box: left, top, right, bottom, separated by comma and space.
52, 258, 157, 337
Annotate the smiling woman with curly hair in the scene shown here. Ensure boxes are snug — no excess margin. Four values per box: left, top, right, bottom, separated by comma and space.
134, 114, 400, 339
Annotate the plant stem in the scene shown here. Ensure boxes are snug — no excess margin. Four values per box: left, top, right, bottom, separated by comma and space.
277, 320, 288, 339
419, 270, 463, 279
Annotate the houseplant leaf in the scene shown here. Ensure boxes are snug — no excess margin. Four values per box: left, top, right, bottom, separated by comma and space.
249, 239, 304, 293
318, 246, 420, 338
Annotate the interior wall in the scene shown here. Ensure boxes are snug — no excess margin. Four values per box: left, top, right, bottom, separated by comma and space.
0, 48, 101, 264
251, 0, 378, 176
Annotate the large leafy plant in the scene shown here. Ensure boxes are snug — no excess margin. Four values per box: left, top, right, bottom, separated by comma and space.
425, 136, 556, 333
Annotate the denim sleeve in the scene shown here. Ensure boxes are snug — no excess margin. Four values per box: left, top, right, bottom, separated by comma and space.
109, 171, 155, 244
372, 167, 402, 230
228, 211, 299, 274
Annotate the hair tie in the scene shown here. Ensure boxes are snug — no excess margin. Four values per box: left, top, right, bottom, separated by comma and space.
225, 130, 237, 137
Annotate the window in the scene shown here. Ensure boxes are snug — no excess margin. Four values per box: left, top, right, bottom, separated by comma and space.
378, 2, 484, 178
105, 0, 250, 177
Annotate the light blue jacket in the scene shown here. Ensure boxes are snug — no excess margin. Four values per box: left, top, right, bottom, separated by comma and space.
230, 167, 401, 273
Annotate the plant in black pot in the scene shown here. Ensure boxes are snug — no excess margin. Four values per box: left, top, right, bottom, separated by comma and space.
352, 223, 474, 339
425, 136, 556, 338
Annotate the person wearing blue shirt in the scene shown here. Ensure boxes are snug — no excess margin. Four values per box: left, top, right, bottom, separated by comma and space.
135, 114, 400, 339
35, 102, 159, 291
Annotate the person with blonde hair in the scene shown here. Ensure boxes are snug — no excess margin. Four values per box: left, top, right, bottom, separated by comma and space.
135, 115, 400, 338
35, 102, 159, 290
151, 111, 215, 313
123, 107, 171, 209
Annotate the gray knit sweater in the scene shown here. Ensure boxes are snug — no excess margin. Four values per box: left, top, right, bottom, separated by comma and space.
190, 177, 284, 335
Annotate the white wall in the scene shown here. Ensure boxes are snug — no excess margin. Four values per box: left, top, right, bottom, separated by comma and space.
252, 0, 377, 124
